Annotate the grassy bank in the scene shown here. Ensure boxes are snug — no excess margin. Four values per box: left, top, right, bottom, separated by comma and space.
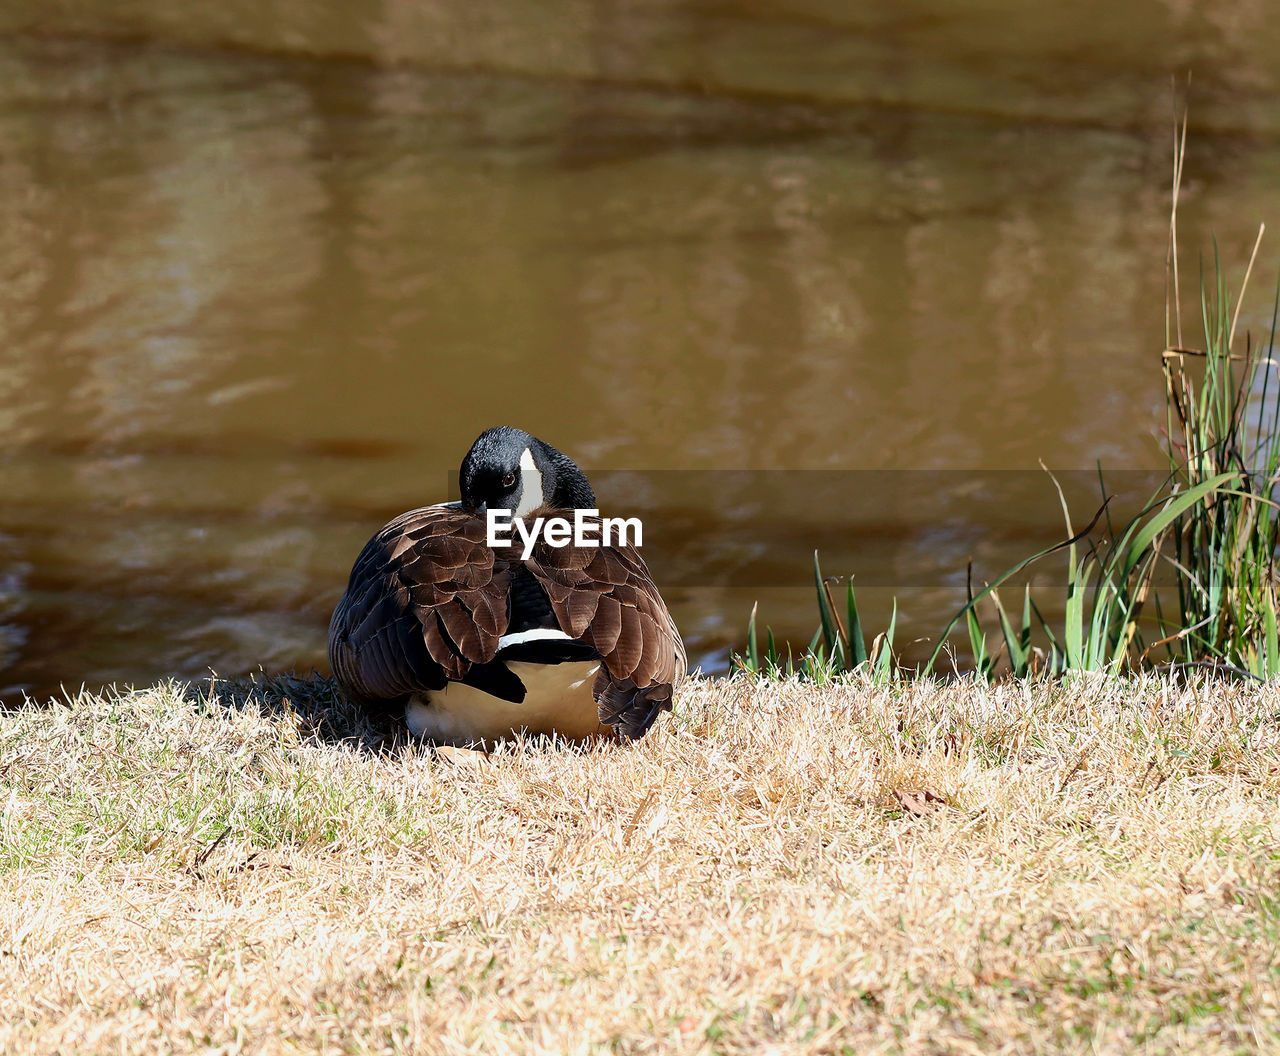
1, 675, 1278, 1053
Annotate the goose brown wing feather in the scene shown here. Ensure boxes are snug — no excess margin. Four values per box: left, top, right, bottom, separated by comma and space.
588, 596, 623, 657
613, 602, 644, 674
327, 506, 509, 703
524, 530, 686, 739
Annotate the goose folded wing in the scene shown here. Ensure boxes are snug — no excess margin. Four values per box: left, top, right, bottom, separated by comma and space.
327, 506, 510, 703
524, 537, 686, 740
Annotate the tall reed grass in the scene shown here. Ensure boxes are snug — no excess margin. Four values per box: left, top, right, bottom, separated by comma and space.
739, 119, 1280, 682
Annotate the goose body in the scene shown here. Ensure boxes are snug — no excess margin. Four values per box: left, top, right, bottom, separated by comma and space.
405, 660, 604, 742
327, 428, 684, 745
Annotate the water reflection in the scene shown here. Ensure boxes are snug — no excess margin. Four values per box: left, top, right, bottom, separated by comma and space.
0, 11, 1278, 701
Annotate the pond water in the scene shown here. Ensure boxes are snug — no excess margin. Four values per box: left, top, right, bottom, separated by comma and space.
2, 1, 1280, 701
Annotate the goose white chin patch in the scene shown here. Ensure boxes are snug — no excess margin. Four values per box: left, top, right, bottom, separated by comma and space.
513, 447, 544, 518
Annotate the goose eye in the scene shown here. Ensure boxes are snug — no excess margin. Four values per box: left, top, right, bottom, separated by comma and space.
501, 471, 517, 489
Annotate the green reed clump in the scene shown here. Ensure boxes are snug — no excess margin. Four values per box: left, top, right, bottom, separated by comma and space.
1158, 244, 1280, 676
738, 458, 1241, 682
739, 136, 1280, 682
934, 240, 1280, 679
919, 462, 1240, 678
736, 552, 895, 682
924, 126, 1280, 679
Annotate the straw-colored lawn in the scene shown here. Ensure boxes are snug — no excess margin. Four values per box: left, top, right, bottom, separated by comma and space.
1, 673, 1277, 1054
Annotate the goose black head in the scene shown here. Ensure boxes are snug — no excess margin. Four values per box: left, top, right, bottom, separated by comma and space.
459, 426, 596, 517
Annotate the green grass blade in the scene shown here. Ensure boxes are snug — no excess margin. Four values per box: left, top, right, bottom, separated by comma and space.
812, 552, 846, 670
873, 599, 898, 683
744, 602, 759, 673
846, 578, 869, 670
1266, 590, 1279, 678
1029, 596, 1062, 674
1118, 471, 1239, 581
991, 588, 1028, 677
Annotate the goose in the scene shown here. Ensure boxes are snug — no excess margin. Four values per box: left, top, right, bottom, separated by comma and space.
327, 427, 685, 745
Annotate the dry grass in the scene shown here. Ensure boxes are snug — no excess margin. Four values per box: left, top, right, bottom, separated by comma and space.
1, 673, 1279, 1054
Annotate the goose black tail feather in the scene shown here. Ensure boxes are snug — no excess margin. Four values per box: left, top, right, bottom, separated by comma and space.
458, 660, 528, 704
594, 676, 674, 741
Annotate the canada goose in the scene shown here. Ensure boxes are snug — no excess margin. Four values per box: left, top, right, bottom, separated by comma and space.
327, 427, 685, 745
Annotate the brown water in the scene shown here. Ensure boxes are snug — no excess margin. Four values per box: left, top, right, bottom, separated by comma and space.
2, 2, 1280, 701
